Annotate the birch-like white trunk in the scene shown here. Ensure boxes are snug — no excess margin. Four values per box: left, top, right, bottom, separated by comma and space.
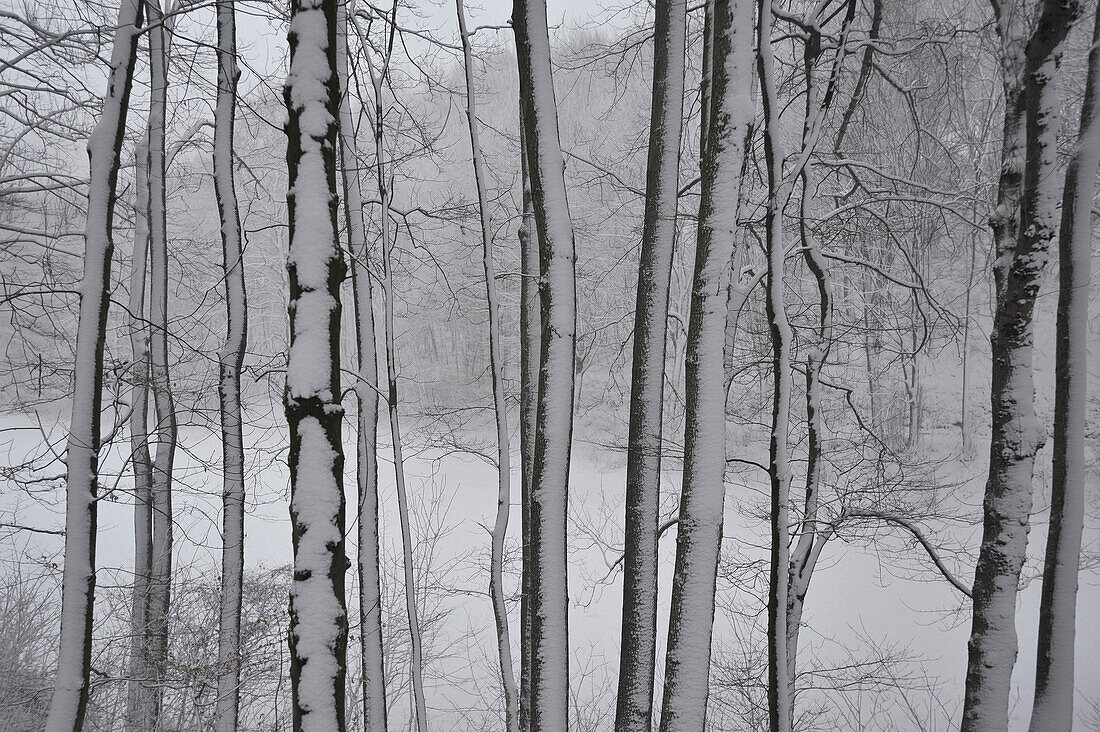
455, 3, 521, 730
337, 3, 387, 729
284, 0, 349, 728
513, 1, 578, 728
962, 1, 1080, 729
615, 4, 687, 731
658, 1, 753, 729
46, 1, 144, 729
125, 139, 155, 732
1029, 5, 1100, 729
213, 1, 248, 729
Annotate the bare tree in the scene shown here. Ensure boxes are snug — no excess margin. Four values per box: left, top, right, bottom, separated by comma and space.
1030, 4, 1100, 730
45, 1, 145, 729
338, 1, 387, 728
455, 2, 520, 730
124, 138, 155, 732
213, 0, 248, 728
283, 0, 349, 727
615, 3, 687, 732
513, 0, 578, 728
963, 0, 1082, 729
659, 1, 754, 729
145, 2, 179, 723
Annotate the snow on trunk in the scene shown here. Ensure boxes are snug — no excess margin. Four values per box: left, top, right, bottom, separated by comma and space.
145, 5, 178, 722
513, 1, 578, 728
337, 3, 387, 729
45, 1, 144, 729
657, 1, 753, 729
284, 0, 349, 728
517, 115, 540, 732
962, 1, 1081, 729
1029, 5, 1100, 730
213, 1, 248, 729
615, 3, 687, 732
456, 2, 521, 730
757, 0, 794, 727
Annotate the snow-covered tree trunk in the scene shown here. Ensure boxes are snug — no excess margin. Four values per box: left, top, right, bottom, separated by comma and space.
456, 3, 521, 730
337, 3, 387, 729
615, 4, 686, 731
45, 1, 144, 729
962, 1, 1081, 729
758, 0, 794, 727
517, 116, 539, 732
213, 1, 248, 729
146, 4, 178, 721
283, 0, 349, 728
1029, 5, 1100, 730
513, 1, 578, 728
125, 139, 155, 732
658, 1, 753, 729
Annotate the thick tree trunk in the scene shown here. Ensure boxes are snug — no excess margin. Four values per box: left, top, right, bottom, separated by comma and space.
658, 1, 753, 729
962, 1, 1081, 729
46, 1, 144, 729
283, 0, 349, 728
513, 1, 578, 728
758, 1, 794, 728
517, 117, 539, 732
146, 3, 177, 722
125, 139, 155, 732
214, 1, 248, 729
337, 3, 387, 729
615, 4, 687, 732
455, 3, 521, 730
1029, 5, 1100, 730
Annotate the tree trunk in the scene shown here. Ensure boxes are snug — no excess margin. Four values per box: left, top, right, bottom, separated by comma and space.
46, 1, 144, 729
615, 3, 687, 731
658, 1, 753, 729
146, 3, 178, 722
513, 1, 578, 728
962, 1, 1081, 729
125, 139, 155, 732
517, 116, 539, 732
214, 1, 248, 729
337, 3, 387, 729
1029, 5, 1100, 730
284, 0, 349, 728
456, 3, 521, 730
758, 1, 794, 728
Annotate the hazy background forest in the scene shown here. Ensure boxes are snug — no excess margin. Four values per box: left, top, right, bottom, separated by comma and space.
1, 0, 1098, 730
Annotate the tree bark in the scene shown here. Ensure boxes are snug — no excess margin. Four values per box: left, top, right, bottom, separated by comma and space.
337, 3, 387, 729
455, 3, 521, 730
146, 3, 178, 722
125, 139, 155, 732
214, 1, 248, 729
1029, 5, 1100, 730
758, 0, 794, 727
513, 1, 578, 729
284, 0, 349, 728
962, 1, 1081, 729
517, 116, 539, 732
658, 1, 753, 729
46, 1, 144, 729
615, 3, 687, 731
